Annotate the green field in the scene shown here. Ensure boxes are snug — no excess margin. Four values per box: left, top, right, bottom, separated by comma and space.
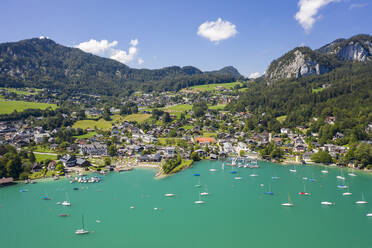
122, 113, 151, 123
276, 115, 287, 123
208, 104, 226, 110
312, 87, 326, 93
0, 99, 57, 114
162, 104, 192, 118
185, 82, 242, 92
74, 131, 98, 139
34, 153, 58, 162
202, 132, 217, 138
72, 118, 112, 130
163, 104, 192, 112
157, 137, 183, 146
0, 87, 42, 96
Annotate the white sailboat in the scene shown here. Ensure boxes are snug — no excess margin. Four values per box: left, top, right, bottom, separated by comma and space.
356, 193, 368, 204
348, 173, 357, 177
366, 213, 372, 217
336, 169, 345, 180
62, 192, 71, 206
164, 193, 176, 197
200, 184, 209, 196
343, 184, 352, 196
195, 192, 206, 204
234, 176, 243, 180
321, 169, 329, 174
289, 166, 296, 173
281, 193, 294, 207
321, 201, 335, 206
222, 163, 225, 170
75, 215, 89, 235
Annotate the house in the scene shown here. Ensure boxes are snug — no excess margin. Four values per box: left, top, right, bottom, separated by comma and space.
34, 133, 50, 144
79, 143, 108, 156
32, 164, 43, 172
76, 158, 90, 167
165, 147, 176, 158
302, 152, 314, 163
333, 132, 344, 140
194, 137, 216, 145
0, 177, 14, 185
325, 116, 336, 125
48, 161, 57, 171
60, 154, 77, 167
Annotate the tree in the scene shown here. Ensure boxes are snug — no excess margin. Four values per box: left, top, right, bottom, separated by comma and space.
311, 151, 332, 164
104, 157, 111, 166
108, 145, 117, 156
162, 112, 171, 123
354, 143, 372, 168
191, 151, 201, 161
29, 151, 36, 163
192, 101, 208, 118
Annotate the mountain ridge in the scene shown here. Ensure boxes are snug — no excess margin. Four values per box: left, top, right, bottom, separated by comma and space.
265, 34, 372, 83
0, 37, 242, 95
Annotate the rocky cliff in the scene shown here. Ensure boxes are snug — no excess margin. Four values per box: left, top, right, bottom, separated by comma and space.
266, 34, 372, 83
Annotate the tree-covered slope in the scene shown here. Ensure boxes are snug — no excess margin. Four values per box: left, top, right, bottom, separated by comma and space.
0, 38, 241, 95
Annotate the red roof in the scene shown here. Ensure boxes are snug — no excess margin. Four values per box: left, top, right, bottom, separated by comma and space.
195, 137, 216, 143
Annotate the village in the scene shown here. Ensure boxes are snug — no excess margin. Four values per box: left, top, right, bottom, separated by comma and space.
1, 82, 371, 186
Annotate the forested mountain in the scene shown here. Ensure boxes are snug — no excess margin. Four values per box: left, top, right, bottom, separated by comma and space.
227, 61, 372, 136
265, 34, 372, 83
0, 38, 241, 96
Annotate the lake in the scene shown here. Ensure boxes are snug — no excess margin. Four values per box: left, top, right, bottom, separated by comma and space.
1, 160, 372, 248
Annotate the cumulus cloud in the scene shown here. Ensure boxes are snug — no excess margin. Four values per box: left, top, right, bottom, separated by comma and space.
197, 18, 237, 43
295, 0, 340, 33
249, 72, 261, 79
76, 39, 143, 65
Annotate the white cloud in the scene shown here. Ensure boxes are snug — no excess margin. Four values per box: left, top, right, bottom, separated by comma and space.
295, 0, 340, 33
138, 58, 144, 65
349, 3, 368, 9
197, 18, 237, 43
249, 72, 261, 79
76, 39, 142, 65
130, 39, 138, 46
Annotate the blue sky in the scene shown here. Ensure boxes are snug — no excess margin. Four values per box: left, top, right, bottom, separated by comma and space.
1, 0, 371, 77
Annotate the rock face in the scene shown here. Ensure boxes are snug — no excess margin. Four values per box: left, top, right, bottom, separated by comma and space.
266, 47, 332, 83
316, 34, 372, 62
266, 34, 372, 83
337, 41, 371, 62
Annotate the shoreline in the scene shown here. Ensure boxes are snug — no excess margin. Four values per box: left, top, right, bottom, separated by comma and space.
8, 157, 371, 186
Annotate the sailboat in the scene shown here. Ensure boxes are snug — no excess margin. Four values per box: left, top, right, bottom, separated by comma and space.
75, 214, 89, 235
264, 184, 274, 195
343, 185, 352, 196
298, 184, 311, 196
366, 213, 372, 217
195, 177, 201, 188
200, 184, 209, 196
62, 192, 71, 206
321, 201, 335, 206
281, 193, 294, 206
195, 191, 206, 204
289, 166, 296, 173
221, 163, 225, 170
336, 169, 345, 180
164, 193, 176, 197
356, 193, 368, 204
321, 169, 329, 174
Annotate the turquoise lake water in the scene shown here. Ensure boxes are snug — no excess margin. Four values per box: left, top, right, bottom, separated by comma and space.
1, 160, 372, 248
